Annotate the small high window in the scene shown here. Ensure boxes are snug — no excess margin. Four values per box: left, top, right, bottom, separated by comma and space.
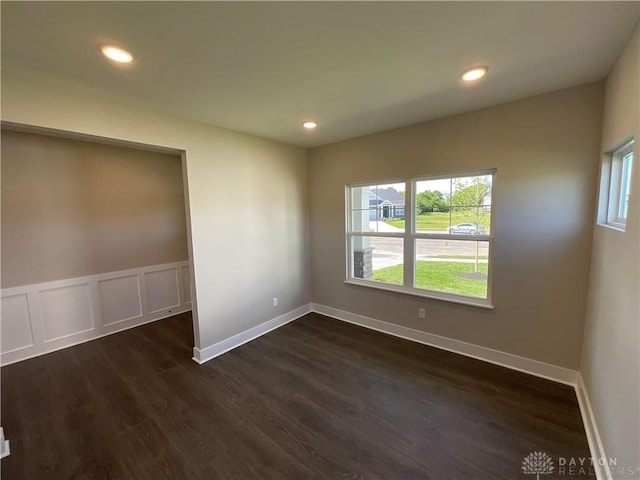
599, 140, 634, 231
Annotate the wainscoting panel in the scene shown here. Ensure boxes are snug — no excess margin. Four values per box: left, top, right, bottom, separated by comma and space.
145, 268, 180, 314
0, 294, 34, 354
1, 261, 191, 365
39, 284, 94, 342
98, 275, 142, 326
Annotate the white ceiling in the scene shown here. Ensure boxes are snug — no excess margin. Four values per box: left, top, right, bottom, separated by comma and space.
2, 2, 638, 147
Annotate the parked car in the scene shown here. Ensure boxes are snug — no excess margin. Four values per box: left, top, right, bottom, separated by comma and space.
448, 223, 485, 235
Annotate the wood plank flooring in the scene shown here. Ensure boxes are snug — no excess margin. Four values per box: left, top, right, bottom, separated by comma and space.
1, 312, 593, 479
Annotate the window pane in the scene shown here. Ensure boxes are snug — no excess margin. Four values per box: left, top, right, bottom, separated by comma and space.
415, 239, 489, 299
350, 210, 405, 233
351, 185, 372, 209
416, 174, 492, 234
415, 178, 452, 234
618, 152, 633, 220
351, 236, 403, 285
450, 206, 491, 235
352, 183, 406, 231
350, 210, 375, 232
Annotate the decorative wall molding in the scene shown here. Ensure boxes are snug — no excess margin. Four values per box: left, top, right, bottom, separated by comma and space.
1, 261, 192, 366
193, 304, 312, 364
311, 303, 579, 386
575, 374, 611, 480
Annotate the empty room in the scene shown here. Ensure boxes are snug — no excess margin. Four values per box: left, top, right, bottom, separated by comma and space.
1, 2, 638, 479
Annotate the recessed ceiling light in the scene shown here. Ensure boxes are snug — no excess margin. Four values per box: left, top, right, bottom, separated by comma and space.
462, 66, 488, 82
101, 46, 133, 64
302, 121, 318, 130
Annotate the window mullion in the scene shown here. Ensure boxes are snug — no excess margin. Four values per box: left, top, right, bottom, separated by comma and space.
404, 179, 414, 289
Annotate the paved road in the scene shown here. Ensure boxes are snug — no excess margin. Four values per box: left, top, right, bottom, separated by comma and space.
364, 236, 489, 270
360, 223, 489, 270
369, 237, 489, 255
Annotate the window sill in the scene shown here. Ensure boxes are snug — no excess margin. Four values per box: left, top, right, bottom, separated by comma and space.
344, 279, 494, 310
597, 222, 626, 233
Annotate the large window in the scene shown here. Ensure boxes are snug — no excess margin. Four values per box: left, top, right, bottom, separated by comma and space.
598, 140, 634, 231
346, 170, 495, 308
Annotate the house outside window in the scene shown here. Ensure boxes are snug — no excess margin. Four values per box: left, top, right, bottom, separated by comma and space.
369, 187, 405, 220
346, 170, 495, 308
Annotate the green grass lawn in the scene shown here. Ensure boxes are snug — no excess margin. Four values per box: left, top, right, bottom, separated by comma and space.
373, 261, 488, 298
384, 212, 490, 231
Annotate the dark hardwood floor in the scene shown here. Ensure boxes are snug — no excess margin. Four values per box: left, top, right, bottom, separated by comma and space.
1, 312, 592, 479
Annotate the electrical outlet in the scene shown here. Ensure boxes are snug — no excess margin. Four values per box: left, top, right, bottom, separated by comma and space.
418, 308, 426, 319
273, 297, 278, 307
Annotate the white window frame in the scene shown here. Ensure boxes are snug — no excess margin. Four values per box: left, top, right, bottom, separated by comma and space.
345, 169, 496, 309
599, 139, 634, 231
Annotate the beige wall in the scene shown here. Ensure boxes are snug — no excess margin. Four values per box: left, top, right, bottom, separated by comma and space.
309, 82, 604, 369
0, 71, 310, 351
1, 129, 188, 288
581, 24, 639, 475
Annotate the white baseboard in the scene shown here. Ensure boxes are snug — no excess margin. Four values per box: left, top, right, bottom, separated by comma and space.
192, 303, 312, 364
1, 261, 192, 366
311, 303, 579, 386
575, 374, 611, 480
